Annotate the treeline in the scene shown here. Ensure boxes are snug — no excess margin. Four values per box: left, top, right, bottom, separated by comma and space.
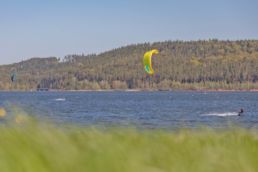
1, 40, 258, 90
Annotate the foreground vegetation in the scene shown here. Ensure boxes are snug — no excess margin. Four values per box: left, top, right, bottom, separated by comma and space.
1, 40, 258, 91
0, 115, 258, 172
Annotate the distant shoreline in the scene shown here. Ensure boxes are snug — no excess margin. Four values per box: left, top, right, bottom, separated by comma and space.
56, 89, 258, 92
1, 88, 258, 92
40, 88, 258, 92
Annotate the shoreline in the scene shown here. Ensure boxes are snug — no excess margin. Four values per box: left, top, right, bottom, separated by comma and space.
1, 88, 258, 92
33, 88, 258, 92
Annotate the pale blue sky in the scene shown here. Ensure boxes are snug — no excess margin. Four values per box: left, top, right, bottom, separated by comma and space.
0, 0, 258, 64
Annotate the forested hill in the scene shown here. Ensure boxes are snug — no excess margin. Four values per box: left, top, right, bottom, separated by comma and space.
1, 40, 258, 91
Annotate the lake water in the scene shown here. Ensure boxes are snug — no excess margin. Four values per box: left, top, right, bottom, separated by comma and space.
0, 91, 258, 129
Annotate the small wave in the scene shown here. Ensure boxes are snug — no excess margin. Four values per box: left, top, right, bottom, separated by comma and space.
201, 112, 239, 117
54, 98, 66, 101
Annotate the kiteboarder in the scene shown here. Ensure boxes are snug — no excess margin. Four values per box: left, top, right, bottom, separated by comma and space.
238, 108, 244, 116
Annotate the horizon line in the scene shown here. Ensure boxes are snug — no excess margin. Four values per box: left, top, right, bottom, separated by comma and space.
1, 38, 258, 65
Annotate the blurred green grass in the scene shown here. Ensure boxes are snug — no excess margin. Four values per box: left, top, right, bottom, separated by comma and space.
0, 110, 258, 172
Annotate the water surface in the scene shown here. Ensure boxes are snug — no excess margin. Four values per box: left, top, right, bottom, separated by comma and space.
0, 91, 257, 129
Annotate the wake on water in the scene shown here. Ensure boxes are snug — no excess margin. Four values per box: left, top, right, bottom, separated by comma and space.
201, 112, 239, 117
54, 98, 66, 101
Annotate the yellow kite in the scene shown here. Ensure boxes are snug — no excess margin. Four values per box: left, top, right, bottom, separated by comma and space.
143, 49, 159, 75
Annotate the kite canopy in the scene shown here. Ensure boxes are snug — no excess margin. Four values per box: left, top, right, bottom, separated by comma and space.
143, 49, 159, 75
11, 72, 16, 83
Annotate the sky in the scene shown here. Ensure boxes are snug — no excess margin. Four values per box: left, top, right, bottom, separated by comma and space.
0, 0, 258, 64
